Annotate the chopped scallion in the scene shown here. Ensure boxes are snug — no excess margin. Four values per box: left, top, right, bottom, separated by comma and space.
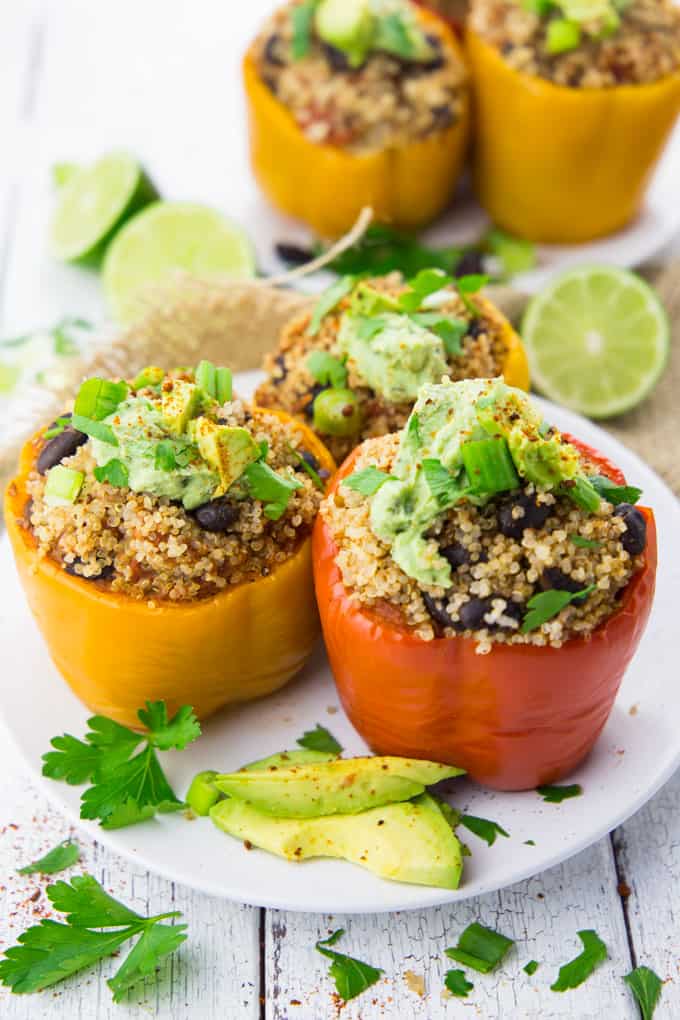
461, 437, 519, 495
44, 466, 84, 506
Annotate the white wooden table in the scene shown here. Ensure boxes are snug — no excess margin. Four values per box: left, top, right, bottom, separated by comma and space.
1, 2, 679, 1016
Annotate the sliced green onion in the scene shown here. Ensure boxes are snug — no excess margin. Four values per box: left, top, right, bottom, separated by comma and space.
195, 360, 217, 396
73, 377, 127, 420
215, 366, 232, 404
44, 466, 84, 506
461, 437, 519, 495
546, 18, 581, 54
564, 474, 601, 513
186, 770, 221, 816
132, 365, 164, 390
445, 923, 514, 974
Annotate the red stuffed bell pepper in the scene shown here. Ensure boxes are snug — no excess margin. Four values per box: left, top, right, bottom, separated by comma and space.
314, 411, 656, 792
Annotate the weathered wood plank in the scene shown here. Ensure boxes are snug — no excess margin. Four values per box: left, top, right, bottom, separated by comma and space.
0, 743, 260, 1019
266, 837, 636, 1020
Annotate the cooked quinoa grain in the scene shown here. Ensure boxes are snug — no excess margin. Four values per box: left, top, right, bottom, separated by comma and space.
470, 0, 680, 87
321, 434, 643, 651
255, 273, 512, 463
253, 1, 467, 153
26, 401, 325, 602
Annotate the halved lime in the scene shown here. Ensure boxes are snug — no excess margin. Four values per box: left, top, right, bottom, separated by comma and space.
102, 201, 256, 323
522, 266, 669, 418
50, 152, 158, 266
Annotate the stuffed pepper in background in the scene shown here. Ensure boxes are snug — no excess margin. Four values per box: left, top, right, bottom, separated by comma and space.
414, 0, 469, 34
243, 0, 470, 237
255, 268, 529, 463
467, 0, 680, 243
5, 364, 334, 727
313, 377, 656, 791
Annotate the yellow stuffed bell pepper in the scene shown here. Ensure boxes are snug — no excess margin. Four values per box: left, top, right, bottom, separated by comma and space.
243, 6, 471, 238
4, 410, 334, 728
466, 28, 680, 243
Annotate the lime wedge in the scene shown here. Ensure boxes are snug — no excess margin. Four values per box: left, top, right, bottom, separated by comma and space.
102, 201, 256, 323
50, 152, 158, 266
522, 266, 669, 418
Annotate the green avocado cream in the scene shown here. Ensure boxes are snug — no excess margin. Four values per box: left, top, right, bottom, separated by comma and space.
368, 378, 582, 587
90, 398, 218, 510
338, 313, 449, 403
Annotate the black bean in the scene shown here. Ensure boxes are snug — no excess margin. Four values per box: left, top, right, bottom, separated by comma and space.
455, 249, 485, 277
497, 491, 550, 539
275, 242, 315, 266
540, 567, 588, 605
466, 318, 486, 339
497, 598, 524, 628
403, 35, 444, 74
65, 558, 115, 581
430, 104, 454, 130
272, 352, 289, 385
440, 540, 470, 570
193, 497, 240, 533
614, 503, 647, 556
422, 592, 456, 630
459, 597, 493, 630
322, 42, 352, 71
264, 34, 286, 66
37, 426, 87, 474
300, 449, 320, 472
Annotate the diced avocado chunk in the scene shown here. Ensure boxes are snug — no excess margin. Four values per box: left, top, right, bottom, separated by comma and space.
315, 0, 374, 67
186, 771, 221, 816
351, 281, 402, 317
546, 17, 581, 53
161, 378, 202, 435
189, 418, 260, 496
210, 792, 464, 890
214, 756, 464, 818
44, 465, 84, 506
132, 365, 164, 390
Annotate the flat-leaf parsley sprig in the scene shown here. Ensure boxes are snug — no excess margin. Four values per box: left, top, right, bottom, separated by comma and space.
42, 701, 201, 829
0, 874, 186, 1001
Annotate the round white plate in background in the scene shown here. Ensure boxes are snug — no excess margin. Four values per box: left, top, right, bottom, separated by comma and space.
1, 379, 678, 914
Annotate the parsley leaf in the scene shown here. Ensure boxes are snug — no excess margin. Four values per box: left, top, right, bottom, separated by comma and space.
316, 929, 382, 1002
296, 724, 342, 755
551, 930, 607, 992
459, 814, 510, 847
244, 460, 302, 520
410, 312, 467, 356
590, 475, 642, 506
521, 585, 596, 633
624, 965, 663, 1020
306, 350, 348, 389
457, 274, 489, 315
537, 784, 583, 803
445, 969, 474, 997
93, 458, 128, 488
570, 534, 601, 549
422, 458, 467, 509
445, 923, 514, 974
524, 960, 539, 976
18, 841, 80, 875
70, 415, 118, 446
73, 378, 127, 420
154, 439, 193, 471
42, 702, 200, 829
399, 268, 453, 312
308, 276, 355, 335
344, 466, 395, 496
324, 224, 463, 278
0, 874, 186, 1000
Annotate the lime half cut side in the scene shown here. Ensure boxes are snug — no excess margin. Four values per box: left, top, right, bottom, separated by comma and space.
522, 266, 669, 419
49, 152, 158, 266
102, 201, 257, 323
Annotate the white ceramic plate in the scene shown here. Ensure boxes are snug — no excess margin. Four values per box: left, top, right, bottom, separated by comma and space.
1, 377, 679, 914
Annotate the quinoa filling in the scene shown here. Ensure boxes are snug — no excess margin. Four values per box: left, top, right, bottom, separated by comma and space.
253, 0, 467, 153
470, 0, 680, 87
321, 378, 646, 651
24, 365, 327, 602
255, 271, 510, 464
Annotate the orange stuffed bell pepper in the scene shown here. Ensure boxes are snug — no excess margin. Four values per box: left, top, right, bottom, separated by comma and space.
5, 365, 334, 728
466, 1, 680, 243
243, 1, 471, 238
313, 378, 656, 791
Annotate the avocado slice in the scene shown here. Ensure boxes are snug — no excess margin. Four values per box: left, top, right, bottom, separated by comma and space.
189, 418, 260, 495
242, 749, 338, 771
160, 378, 202, 435
214, 756, 464, 818
210, 793, 464, 889
315, 0, 374, 68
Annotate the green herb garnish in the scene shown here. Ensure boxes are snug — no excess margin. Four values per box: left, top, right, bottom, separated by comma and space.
306, 350, 348, 389
551, 930, 607, 992
70, 415, 118, 446
565, 475, 601, 513
344, 466, 395, 496
0, 874, 186, 1001
323, 224, 463, 278
399, 268, 453, 312
422, 458, 467, 509
93, 459, 129, 488
73, 378, 127, 421
444, 969, 473, 997
43, 416, 72, 439
297, 724, 342, 755
525, 839, 536, 846
18, 841, 80, 875
42, 702, 200, 829
537, 783, 583, 803
457, 274, 489, 316
461, 437, 519, 495
570, 534, 601, 549
244, 460, 302, 520
308, 276, 355, 335
195, 360, 232, 403
154, 439, 194, 472
590, 475, 642, 506
291, 0, 318, 59
524, 960, 539, 975
459, 814, 510, 847
624, 965, 663, 1020
445, 923, 514, 974
521, 585, 596, 633
316, 929, 382, 1003
409, 312, 468, 356
484, 228, 536, 277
